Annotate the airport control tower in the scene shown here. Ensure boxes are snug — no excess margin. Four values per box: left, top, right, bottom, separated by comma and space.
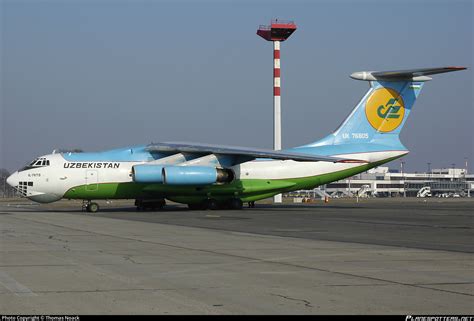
257, 19, 297, 203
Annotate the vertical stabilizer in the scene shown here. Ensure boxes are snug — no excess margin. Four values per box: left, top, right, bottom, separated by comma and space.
293, 67, 466, 156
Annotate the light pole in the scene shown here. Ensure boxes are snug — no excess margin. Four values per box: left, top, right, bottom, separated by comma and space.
426, 162, 432, 196
401, 161, 406, 197
348, 177, 352, 197
465, 157, 470, 197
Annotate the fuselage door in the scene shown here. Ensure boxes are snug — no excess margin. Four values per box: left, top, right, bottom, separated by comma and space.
85, 170, 98, 191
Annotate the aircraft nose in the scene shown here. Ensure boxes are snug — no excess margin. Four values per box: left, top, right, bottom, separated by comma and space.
6, 172, 18, 187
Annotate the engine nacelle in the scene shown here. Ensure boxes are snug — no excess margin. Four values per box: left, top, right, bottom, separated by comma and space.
132, 165, 164, 183
162, 166, 234, 185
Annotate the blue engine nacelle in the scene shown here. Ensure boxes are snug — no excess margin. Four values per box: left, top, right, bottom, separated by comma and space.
132, 165, 164, 183
162, 166, 234, 185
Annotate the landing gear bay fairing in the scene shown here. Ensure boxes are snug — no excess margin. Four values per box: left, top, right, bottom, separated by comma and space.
7, 67, 466, 212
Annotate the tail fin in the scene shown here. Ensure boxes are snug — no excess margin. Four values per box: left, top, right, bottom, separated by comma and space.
300, 67, 466, 153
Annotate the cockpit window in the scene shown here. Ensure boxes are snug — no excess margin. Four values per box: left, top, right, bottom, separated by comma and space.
20, 157, 50, 171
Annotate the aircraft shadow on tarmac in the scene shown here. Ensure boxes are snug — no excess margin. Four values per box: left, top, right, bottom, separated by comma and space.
59, 203, 367, 213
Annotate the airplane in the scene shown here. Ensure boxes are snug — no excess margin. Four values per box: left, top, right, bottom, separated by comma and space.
6, 67, 466, 212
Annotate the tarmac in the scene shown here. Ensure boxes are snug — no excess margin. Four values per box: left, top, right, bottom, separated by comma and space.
0, 198, 473, 314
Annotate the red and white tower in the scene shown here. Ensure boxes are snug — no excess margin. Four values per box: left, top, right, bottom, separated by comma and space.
257, 19, 297, 203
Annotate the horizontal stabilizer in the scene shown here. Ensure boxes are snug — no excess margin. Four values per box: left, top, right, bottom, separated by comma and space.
146, 142, 366, 163
351, 66, 466, 82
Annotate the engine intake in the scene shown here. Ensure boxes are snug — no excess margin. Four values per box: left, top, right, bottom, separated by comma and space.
132, 165, 164, 183
162, 166, 234, 185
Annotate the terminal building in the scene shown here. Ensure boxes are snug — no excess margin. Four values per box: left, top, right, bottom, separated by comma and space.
287, 167, 474, 199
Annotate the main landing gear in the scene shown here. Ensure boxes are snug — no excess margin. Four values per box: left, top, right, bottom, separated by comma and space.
229, 198, 244, 210
187, 198, 244, 211
135, 199, 166, 211
82, 200, 100, 213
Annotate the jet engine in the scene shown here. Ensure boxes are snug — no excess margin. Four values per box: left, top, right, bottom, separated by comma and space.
162, 166, 234, 185
132, 165, 164, 183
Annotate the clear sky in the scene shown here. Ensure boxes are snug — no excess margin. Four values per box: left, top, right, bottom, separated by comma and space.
1, 0, 472, 173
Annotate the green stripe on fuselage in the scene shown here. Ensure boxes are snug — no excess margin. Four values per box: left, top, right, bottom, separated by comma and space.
63, 156, 401, 204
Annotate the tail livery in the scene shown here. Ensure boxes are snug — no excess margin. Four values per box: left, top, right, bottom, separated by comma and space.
296, 67, 467, 155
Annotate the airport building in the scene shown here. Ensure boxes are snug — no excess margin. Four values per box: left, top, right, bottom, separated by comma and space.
287, 167, 474, 199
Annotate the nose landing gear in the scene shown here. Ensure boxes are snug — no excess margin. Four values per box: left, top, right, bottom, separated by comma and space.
82, 200, 100, 213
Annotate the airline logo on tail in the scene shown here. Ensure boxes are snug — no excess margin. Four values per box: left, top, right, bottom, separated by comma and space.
365, 88, 405, 132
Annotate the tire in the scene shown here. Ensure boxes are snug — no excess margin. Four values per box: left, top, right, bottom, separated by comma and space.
229, 198, 243, 210
154, 200, 166, 210
188, 203, 204, 210
188, 203, 207, 211
137, 200, 165, 211
88, 202, 99, 213
206, 199, 219, 210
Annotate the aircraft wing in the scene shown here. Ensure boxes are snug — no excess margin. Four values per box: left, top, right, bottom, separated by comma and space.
145, 142, 364, 164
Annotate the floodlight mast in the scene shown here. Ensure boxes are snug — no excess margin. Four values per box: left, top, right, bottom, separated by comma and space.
257, 19, 297, 203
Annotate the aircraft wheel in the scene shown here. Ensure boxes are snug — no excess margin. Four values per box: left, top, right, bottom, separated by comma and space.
151, 200, 166, 211
188, 203, 204, 211
229, 198, 243, 210
188, 203, 205, 210
88, 202, 99, 213
206, 199, 219, 210
157, 200, 166, 209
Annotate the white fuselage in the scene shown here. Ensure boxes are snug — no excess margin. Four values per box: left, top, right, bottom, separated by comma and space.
7, 150, 406, 203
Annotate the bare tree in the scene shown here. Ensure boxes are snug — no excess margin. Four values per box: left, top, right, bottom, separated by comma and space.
0, 169, 16, 198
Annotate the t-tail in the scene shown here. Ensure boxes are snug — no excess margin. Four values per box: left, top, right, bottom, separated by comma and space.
291, 67, 467, 160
